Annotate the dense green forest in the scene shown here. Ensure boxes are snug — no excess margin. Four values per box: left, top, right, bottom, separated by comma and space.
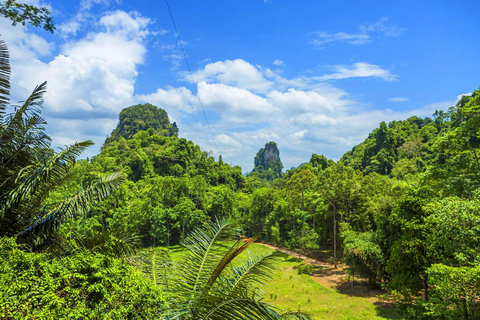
1, 5, 480, 318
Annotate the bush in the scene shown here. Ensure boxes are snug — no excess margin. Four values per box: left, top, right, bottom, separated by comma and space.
0, 237, 165, 319
297, 264, 314, 275
342, 229, 385, 287
425, 264, 480, 319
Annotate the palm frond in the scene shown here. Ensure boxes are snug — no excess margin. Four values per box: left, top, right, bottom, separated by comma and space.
200, 297, 309, 320
2, 140, 94, 216
227, 250, 280, 297
18, 172, 125, 238
201, 236, 259, 298
0, 39, 10, 116
68, 227, 141, 258
0, 81, 46, 144
173, 218, 238, 299
131, 248, 172, 287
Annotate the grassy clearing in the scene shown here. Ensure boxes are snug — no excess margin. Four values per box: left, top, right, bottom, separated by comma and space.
160, 242, 403, 319
246, 244, 402, 320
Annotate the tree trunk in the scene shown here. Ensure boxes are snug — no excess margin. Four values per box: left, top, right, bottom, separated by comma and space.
333, 204, 337, 269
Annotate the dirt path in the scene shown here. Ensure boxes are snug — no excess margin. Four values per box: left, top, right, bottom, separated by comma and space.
257, 242, 333, 268
257, 243, 389, 303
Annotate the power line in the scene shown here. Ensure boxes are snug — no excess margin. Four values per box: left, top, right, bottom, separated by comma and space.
164, 0, 220, 157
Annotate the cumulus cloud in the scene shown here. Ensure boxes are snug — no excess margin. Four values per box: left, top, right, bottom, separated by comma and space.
187, 59, 272, 93
215, 134, 242, 148
136, 87, 197, 116
3, 10, 153, 158
58, 0, 119, 38
197, 82, 277, 122
267, 88, 334, 113
311, 17, 404, 48
100, 10, 151, 38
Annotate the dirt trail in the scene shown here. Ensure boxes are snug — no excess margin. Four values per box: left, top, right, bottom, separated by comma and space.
257, 242, 333, 267
257, 243, 389, 303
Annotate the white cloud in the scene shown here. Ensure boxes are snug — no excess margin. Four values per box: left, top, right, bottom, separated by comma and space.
315, 62, 397, 81
2, 10, 152, 158
360, 17, 404, 37
273, 59, 284, 66
291, 130, 307, 139
311, 32, 369, 47
390, 97, 409, 102
187, 59, 272, 93
58, 0, 119, 38
136, 86, 197, 115
311, 17, 403, 48
267, 88, 334, 113
2, 12, 457, 172
197, 82, 277, 122
215, 134, 242, 148
100, 10, 151, 38
59, 21, 82, 37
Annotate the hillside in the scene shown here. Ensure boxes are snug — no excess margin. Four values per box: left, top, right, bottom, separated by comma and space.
105, 103, 179, 143
341, 90, 480, 196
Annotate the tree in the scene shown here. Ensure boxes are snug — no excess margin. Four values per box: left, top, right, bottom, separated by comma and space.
309, 154, 328, 172
163, 219, 309, 319
286, 167, 316, 211
317, 163, 359, 268
386, 188, 437, 301
434, 91, 480, 192
0, 0, 55, 32
423, 198, 480, 318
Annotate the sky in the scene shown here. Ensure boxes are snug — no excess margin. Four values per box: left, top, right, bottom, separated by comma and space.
2, 0, 480, 172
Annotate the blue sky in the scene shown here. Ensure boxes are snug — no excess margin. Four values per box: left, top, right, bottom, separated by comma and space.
3, 0, 480, 171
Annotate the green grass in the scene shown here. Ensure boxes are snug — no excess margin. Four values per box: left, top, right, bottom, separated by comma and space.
245, 244, 403, 320
161, 242, 403, 319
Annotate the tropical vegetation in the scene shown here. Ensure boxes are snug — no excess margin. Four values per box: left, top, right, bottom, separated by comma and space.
1, 5, 480, 318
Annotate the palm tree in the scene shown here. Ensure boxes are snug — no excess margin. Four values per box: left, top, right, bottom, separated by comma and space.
0, 39, 124, 243
160, 218, 310, 320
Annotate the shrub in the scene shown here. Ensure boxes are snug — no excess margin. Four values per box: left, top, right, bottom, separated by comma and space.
342, 230, 385, 287
0, 237, 165, 319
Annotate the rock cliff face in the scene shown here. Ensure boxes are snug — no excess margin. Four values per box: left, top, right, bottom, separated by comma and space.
252, 141, 283, 180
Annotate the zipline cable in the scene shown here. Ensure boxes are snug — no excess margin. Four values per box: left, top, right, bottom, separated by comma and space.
164, 0, 220, 157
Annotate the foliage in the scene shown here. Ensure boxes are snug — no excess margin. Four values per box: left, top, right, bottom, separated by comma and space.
0, 237, 165, 319
424, 197, 480, 267
3, 29, 479, 319
105, 103, 178, 143
0, 0, 55, 32
425, 264, 480, 319
385, 188, 437, 300
342, 227, 385, 287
